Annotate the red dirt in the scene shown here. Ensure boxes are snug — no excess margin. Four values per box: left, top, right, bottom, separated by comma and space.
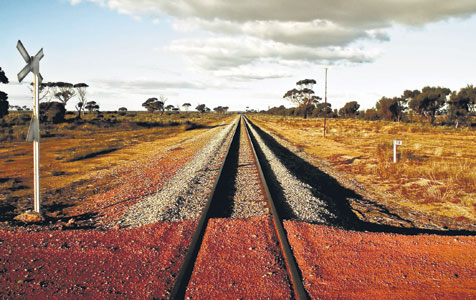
0, 220, 195, 299
186, 217, 293, 299
285, 220, 476, 300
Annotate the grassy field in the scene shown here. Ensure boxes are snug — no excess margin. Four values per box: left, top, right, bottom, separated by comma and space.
0, 111, 231, 220
249, 114, 476, 226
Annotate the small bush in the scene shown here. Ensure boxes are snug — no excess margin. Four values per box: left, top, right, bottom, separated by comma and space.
40, 102, 66, 124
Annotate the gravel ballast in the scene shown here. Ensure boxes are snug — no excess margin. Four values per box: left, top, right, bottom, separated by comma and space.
119, 118, 239, 227
245, 118, 337, 224
229, 120, 269, 218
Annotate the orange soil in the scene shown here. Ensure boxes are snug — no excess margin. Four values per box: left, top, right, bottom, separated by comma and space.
0, 221, 195, 299
186, 217, 293, 299
285, 220, 476, 300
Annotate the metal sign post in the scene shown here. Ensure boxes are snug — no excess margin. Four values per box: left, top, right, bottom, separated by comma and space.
17, 40, 44, 214
393, 139, 402, 163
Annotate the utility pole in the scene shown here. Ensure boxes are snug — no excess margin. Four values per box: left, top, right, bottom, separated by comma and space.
323, 67, 328, 138
17, 40, 44, 214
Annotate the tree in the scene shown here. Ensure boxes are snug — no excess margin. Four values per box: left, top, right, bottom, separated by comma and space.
85, 101, 99, 113
118, 107, 127, 116
40, 102, 66, 123
375, 97, 405, 121
283, 78, 320, 118
165, 104, 175, 111
447, 85, 476, 128
142, 97, 164, 112
0, 67, 8, 119
159, 95, 168, 114
312, 102, 332, 118
339, 101, 360, 118
52, 82, 75, 105
408, 86, 450, 124
214, 106, 228, 113
364, 108, 380, 121
182, 103, 191, 111
29, 82, 53, 102
74, 83, 89, 119
196, 104, 206, 113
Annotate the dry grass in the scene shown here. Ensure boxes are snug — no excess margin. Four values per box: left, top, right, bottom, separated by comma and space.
0, 112, 232, 218
250, 114, 476, 222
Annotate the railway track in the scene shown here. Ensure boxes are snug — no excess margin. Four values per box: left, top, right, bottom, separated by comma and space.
169, 115, 309, 300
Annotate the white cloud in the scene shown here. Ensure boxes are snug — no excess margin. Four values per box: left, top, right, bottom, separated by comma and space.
168, 36, 378, 70
94, 78, 209, 91
173, 18, 389, 47
71, 0, 476, 78
71, 0, 106, 6
211, 67, 291, 81
71, 0, 476, 26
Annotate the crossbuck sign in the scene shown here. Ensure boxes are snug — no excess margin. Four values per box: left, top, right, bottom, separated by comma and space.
17, 40, 44, 214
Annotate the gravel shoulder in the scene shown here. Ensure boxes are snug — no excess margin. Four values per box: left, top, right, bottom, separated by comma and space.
246, 117, 338, 225
119, 117, 239, 227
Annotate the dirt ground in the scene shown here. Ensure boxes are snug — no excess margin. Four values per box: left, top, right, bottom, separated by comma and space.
0, 220, 195, 299
285, 220, 476, 300
186, 217, 293, 299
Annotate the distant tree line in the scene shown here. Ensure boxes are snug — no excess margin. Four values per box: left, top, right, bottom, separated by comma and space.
31, 81, 99, 123
266, 80, 476, 128
362, 86, 476, 127
213, 106, 229, 114
0, 65, 101, 124
142, 97, 229, 114
0, 67, 9, 120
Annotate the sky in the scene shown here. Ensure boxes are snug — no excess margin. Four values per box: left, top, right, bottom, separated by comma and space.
1, 0, 476, 112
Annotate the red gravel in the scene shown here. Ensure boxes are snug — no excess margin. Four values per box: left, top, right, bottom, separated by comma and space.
186, 217, 293, 299
285, 220, 476, 300
0, 220, 196, 299
68, 152, 194, 227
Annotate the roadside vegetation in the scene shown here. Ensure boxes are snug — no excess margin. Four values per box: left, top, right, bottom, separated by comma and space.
250, 114, 476, 226
269, 79, 476, 130
0, 109, 214, 142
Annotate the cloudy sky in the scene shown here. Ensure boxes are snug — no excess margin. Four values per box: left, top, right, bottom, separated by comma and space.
1, 0, 476, 112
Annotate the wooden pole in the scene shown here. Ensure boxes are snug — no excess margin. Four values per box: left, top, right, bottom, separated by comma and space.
324, 68, 328, 138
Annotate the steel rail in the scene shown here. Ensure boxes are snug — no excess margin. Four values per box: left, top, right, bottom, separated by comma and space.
242, 115, 310, 300
168, 116, 241, 300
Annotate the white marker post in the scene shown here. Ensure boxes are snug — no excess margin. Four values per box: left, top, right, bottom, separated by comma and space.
17, 40, 44, 214
393, 139, 402, 163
